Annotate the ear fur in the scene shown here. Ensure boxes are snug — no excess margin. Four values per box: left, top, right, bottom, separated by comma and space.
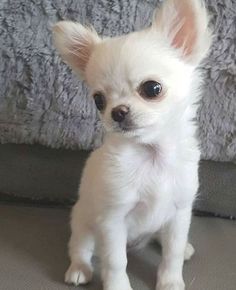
152, 0, 212, 64
53, 21, 101, 76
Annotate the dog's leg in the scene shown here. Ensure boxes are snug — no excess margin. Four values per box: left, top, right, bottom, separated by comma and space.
65, 205, 95, 286
153, 233, 195, 262
156, 207, 192, 290
99, 218, 133, 290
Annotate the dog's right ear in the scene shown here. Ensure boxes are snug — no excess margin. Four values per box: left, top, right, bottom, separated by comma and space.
151, 0, 211, 65
53, 21, 101, 77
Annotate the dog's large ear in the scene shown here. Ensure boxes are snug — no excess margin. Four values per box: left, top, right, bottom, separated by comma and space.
152, 0, 211, 64
53, 21, 101, 77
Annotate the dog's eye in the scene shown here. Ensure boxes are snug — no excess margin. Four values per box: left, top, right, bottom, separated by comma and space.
139, 81, 162, 99
93, 93, 106, 111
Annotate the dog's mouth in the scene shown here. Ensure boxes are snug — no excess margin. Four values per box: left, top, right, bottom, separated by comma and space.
115, 121, 137, 131
115, 123, 146, 136
105, 120, 149, 136
119, 124, 136, 132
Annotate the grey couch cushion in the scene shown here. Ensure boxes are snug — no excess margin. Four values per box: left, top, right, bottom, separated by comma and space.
0, 144, 89, 204
1, 0, 235, 163
0, 204, 236, 290
195, 160, 236, 218
0, 144, 236, 218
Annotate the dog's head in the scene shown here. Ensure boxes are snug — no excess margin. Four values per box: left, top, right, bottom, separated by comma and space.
53, 0, 211, 143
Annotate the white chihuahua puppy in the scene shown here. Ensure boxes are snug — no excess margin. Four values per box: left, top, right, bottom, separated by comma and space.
53, 0, 211, 289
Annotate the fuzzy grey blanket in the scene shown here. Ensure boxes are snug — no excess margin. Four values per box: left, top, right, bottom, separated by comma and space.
0, 0, 235, 162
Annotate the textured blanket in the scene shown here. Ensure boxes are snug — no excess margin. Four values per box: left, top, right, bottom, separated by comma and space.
0, 0, 235, 162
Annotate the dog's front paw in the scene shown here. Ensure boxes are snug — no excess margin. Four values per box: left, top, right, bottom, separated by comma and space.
104, 272, 133, 290
65, 262, 93, 286
104, 280, 133, 290
156, 281, 185, 290
105, 285, 133, 290
105, 286, 133, 290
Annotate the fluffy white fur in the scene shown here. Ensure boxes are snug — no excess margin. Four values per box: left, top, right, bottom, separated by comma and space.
53, 0, 211, 289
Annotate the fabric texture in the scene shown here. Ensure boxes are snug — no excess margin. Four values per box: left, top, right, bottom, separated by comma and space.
0, 204, 236, 290
0, 0, 235, 161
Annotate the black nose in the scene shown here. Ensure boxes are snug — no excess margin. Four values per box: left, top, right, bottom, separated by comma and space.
111, 105, 129, 123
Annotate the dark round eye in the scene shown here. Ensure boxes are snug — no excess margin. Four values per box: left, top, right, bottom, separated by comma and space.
93, 93, 106, 111
139, 80, 162, 99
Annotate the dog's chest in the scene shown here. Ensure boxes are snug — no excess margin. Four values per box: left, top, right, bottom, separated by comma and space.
105, 140, 197, 238
114, 145, 174, 197
112, 145, 180, 233
115, 144, 168, 193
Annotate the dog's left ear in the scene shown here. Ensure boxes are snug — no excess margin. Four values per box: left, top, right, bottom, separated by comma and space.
152, 0, 212, 65
53, 21, 101, 77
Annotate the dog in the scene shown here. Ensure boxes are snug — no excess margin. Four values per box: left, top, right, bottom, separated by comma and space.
53, 0, 211, 289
